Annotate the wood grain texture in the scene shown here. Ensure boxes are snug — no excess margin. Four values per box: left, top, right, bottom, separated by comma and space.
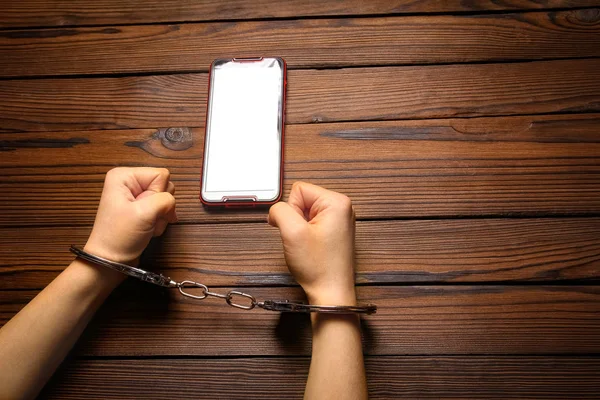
1, 59, 599, 133
2, 0, 599, 28
1, 3, 598, 397
2, 9, 600, 77
40, 356, 600, 399
287, 59, 600, 124
1, 218, 599, 290
1, 114, 599, 225
1, 286, 598, 356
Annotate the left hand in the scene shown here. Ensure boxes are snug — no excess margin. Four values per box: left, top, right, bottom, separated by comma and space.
84, 167, 177, 263
268, 182, 357, 305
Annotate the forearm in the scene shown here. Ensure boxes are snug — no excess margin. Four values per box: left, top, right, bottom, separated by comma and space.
0, 259, 123, 400
305, 291, 368, 400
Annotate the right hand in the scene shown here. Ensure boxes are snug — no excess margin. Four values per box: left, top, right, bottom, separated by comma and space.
85, 167, 177, 265
268, 182, 357, 305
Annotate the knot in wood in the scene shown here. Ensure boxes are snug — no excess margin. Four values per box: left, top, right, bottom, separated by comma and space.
159, 127, 193, 151
574, 8, 600, 24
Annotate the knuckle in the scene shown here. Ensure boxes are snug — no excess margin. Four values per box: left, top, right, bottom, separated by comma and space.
272, 200, 289, 211
160, 168, 170, 179
268, 202, 285, 222
105, 167, 125, 182
337, 194, 353, 211
268, 201, 281, 214
291, 181, 303, 191
165, 192, 176, 206
106, 167, 121, 177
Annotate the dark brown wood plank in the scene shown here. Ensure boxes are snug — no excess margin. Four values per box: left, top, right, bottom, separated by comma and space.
1, 114, 599, 225
288, 59, 600, 124
1, 59, 599, 133
1, 286, 598, 356
40, 356, 600, 399
1, 218, 599, 290
2, 9, 600, 77
2, 1, 599, 28
0, 74, 206, 133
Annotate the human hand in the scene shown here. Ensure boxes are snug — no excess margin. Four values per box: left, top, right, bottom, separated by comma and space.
268, 182, 356, 305
84, 167, 177, 264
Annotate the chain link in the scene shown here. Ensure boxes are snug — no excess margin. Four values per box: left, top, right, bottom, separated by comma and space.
178, 280, 257, 310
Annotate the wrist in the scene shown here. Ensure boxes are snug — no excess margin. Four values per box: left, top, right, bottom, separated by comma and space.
306, 286, 357, 306
67, 257, 126, 293
79, 242, 135, 286
84, 236, 139, 265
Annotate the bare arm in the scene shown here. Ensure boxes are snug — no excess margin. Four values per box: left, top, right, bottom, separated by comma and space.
306, 298, 367, 399
269, 182, 368, 400
0, 260, 123, 399
0, 167, 177, 399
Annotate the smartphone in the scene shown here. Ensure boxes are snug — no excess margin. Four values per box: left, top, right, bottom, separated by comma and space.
200, 57, 286, 206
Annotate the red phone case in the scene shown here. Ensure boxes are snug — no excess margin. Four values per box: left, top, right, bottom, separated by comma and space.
200, 57, 287, 208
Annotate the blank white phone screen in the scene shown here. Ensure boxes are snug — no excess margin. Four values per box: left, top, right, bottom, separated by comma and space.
204, 59, 283, 194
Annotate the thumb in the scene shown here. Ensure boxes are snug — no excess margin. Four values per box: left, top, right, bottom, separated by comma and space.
136, 191, 177, 224
268, 202, 308, 240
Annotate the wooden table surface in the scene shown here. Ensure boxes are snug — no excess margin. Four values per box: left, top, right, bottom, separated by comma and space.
1, 1, 600, 398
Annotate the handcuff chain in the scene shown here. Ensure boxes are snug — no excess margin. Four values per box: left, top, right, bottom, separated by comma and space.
70, 246, 376, 314
176, 280, 378, 314
178, 280, 257, 310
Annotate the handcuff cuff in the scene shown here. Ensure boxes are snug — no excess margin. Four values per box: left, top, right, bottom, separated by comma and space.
70, 246, 377, 315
